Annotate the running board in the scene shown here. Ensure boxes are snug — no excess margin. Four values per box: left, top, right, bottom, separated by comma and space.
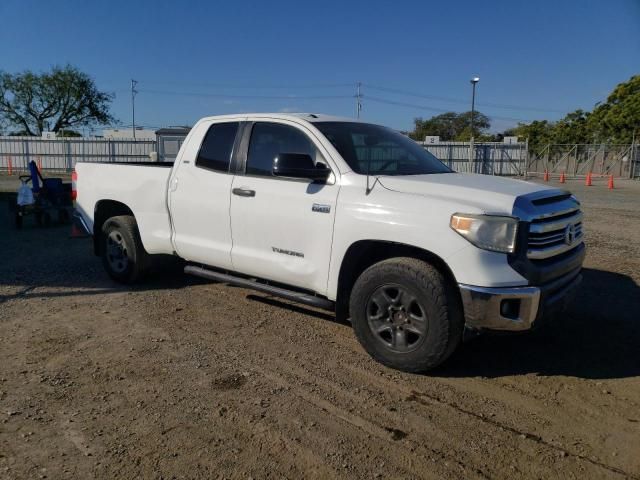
184, 265, 335, 311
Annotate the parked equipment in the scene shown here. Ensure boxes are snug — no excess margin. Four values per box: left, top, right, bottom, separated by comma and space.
9, 161, 73, 229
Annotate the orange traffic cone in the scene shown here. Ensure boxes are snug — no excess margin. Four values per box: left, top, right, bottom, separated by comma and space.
585, 172, 592, 186
543, 170, 549, 182
559, 172, 566, 184
37, 156, 42, 172
608, 175, 614, 190
69, 223, 89, 238
7, 156, 12, 176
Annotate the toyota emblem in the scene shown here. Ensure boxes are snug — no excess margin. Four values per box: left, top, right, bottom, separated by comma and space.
564, 224, 576, 245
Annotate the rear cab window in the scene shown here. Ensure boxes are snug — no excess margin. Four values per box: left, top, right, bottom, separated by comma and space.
195, 122, 240, 172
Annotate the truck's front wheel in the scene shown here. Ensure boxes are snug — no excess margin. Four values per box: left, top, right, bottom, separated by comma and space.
101, 215, 147, 284
349, 257, 463, 373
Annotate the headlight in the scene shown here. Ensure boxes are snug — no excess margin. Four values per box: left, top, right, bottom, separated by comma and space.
450, 213, 518, 253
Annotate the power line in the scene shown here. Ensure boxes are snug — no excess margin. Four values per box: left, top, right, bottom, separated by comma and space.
119, 81, 553, 126
136, 80, 354, 90
138, 89, 353, 100
112, 79, 566, 117
364, 83, 565, 114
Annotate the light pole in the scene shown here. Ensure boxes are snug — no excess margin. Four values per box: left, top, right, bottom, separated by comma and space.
131, 79, 138, 139
469, 76, 480, 169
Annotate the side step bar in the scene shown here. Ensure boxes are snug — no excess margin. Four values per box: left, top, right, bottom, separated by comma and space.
184, 265, 335, 311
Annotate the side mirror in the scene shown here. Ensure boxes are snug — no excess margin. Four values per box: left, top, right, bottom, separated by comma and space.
272, 153, 331, 181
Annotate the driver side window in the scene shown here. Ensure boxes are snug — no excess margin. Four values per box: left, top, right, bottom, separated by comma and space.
246, 122, 324, 177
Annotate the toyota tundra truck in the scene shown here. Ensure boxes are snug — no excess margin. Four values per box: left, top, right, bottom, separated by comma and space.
72, 113, 585, 372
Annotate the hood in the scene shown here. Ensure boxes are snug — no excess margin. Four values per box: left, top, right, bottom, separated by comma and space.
378, 173, 557, 214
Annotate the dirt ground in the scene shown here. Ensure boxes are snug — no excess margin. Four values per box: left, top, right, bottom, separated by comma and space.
1, 177, 639, 479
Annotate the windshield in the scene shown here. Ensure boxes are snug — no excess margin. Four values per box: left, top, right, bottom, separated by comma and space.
314, 122, 452, 176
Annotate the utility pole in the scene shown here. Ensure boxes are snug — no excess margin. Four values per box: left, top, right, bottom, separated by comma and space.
355, 82, 362, 119
469, 76, 480, 169
131, 79, 138, 139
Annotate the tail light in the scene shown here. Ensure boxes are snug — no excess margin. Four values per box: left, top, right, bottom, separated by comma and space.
71, 170, 77, 201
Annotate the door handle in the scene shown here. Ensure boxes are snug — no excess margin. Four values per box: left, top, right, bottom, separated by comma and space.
232, 188, 256, 197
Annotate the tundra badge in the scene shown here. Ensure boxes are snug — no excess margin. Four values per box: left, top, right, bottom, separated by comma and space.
312, 203, 331, 214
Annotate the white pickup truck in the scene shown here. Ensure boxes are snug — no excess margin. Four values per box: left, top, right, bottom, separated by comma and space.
73, 113, 584, 372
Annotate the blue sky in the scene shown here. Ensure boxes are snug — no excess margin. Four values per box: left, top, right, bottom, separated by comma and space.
1, 0, 638, 133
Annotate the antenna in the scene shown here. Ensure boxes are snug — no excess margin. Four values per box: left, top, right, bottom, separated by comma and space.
131, 79, 138, 139
355, 82, 362, 119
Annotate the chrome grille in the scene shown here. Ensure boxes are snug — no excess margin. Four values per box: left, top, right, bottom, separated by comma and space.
527, 205, 584, 260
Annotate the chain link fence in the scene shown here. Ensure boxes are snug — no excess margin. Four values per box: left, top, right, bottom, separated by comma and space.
1, 136, 638, 179
525, 144, 639, 179
422, 141, 528, 175
0, 136, 158, 173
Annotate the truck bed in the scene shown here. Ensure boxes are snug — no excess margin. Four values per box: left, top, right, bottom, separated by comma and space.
74, 162, 174, 254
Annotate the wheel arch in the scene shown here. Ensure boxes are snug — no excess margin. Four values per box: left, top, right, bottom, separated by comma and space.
335, 240, 459, 321
93, 200, 135, 255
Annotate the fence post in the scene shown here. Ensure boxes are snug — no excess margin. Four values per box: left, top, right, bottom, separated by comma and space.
544, 143, 550, 173
23, 137, 30, 171
630, 132, 636, 179
570, 144, 577, 175
524, 138, 529, 178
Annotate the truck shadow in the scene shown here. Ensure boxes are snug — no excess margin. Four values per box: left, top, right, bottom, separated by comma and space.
436, 268, 640, 380
2, 204, 638, 380
245, 294, 348, 325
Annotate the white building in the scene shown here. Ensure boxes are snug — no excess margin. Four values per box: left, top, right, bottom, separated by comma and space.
102, 128, 156, 140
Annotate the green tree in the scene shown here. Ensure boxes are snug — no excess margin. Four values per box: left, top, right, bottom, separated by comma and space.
410, 111, 490, 141
499, 75, 639, 147
506, 120, 554, 153
551, 109, 592, 144
0, 65, 114, 136
588, 75, 640, 143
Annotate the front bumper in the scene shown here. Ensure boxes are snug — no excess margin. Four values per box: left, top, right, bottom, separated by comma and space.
459, 269, 582, 332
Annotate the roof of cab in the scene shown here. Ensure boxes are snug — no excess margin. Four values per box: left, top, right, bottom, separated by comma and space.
198, 113, 364, 124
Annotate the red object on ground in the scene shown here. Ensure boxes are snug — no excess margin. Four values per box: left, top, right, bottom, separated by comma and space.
608, 175, 614, 190
70, 223, 84, 238
560, 172, 566, 183
585, 172, 593, 186
544, 170, 549, 181
71, 170, 78, 201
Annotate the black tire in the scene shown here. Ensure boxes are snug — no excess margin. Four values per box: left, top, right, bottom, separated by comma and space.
349, 257, 463, 373
100, 215, 148, 284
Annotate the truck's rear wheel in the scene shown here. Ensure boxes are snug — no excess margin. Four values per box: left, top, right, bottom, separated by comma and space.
101, 215, 147, 284
349, 257, 463, 373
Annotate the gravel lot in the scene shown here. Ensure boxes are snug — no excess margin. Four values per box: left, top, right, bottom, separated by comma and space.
1, 177, 639, 479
